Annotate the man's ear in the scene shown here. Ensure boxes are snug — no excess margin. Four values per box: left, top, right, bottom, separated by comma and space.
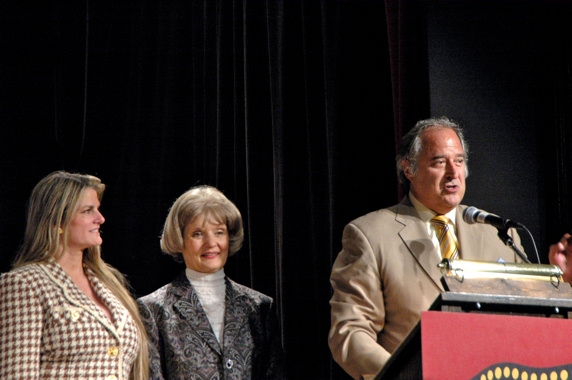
402, 160, 414, 180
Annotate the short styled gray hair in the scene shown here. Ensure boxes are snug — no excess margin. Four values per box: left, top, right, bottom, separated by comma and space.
395, 116, 469, 193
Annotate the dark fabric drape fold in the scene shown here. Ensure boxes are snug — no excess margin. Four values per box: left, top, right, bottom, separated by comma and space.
7, 0, 572, 378
385, 0, 430, 200
537, 3, 572, 247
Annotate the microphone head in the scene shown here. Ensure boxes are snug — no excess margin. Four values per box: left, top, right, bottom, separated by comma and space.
462, 206, 479, 224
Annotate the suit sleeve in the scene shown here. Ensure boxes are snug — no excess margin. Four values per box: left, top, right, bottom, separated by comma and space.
0, 271, 43, 379
137, 299, 166, 380
328, 223, 390, 380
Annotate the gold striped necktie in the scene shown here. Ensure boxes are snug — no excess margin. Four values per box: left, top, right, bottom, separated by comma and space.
430, 215, 459, 260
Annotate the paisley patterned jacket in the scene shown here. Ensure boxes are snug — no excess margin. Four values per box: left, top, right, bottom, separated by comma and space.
137, 271, 285, 379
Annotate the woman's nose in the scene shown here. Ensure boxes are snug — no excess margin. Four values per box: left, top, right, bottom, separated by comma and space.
204, 233, 217, 246
96, 210, 105, 224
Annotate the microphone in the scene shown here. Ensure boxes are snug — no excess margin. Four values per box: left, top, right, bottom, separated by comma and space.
462, 206, 525, 230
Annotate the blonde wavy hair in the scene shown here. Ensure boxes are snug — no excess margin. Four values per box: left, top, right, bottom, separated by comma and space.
12, 171, 149, 380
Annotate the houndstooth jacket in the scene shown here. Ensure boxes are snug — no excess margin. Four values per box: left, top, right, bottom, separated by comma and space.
137, 271, 285, 380
0, 261, 141, 380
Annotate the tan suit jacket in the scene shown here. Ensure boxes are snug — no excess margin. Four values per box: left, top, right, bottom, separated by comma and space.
328, 197, 523, 379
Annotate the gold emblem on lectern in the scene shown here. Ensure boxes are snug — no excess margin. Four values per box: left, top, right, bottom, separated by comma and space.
472, 363, 571, 380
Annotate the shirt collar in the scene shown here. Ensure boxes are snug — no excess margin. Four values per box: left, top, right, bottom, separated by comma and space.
408, 192, 457, 225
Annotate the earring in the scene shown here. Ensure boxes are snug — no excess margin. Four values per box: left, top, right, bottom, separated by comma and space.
58, 228, 63, 235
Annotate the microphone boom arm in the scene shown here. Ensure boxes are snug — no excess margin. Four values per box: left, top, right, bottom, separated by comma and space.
496, 227, 531, 263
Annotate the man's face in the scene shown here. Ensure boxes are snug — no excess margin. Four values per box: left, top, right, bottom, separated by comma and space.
404, 127, 467, 214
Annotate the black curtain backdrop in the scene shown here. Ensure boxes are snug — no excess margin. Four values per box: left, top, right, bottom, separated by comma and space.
0, 1, 395, 378
541, 2, 572, 248
4, 1, 572, 379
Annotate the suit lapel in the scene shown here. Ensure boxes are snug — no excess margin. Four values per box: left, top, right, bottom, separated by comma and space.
172, 274, 222, 355
456, 205, 484, 260
396, 199, 445, 290
222, 279, 247, 351
88, 272, 129, 334
40, 262, 121, 339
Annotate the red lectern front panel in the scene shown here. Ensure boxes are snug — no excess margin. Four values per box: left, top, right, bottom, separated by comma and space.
421, 311, 572, 379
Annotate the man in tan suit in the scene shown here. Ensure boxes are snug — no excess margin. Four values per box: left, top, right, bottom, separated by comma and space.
328, 117, 524, 379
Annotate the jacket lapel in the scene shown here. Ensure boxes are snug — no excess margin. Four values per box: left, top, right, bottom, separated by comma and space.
456, 205, 484, 260
87, 271, 129, 334
395, 199, 445, 290
172, 273, 222, 355
39, 262, 121, 339
221, 278, 248, 351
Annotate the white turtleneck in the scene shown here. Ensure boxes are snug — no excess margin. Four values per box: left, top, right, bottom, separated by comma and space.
185, 268, 226, 344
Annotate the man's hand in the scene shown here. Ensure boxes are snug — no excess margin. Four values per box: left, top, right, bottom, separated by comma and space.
548, 233, 572, 284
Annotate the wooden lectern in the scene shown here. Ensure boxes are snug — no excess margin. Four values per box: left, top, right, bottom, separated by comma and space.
377, 260, 572, 379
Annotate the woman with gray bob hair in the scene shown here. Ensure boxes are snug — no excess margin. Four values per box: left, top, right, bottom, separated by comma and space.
138, 185, 285, 379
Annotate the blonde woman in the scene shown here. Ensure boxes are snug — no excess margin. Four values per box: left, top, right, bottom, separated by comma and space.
0, 171, 148, 380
